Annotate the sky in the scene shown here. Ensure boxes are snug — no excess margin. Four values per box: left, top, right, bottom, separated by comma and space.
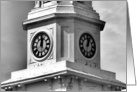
93, 1, 126, 83
1, 1, 126, 83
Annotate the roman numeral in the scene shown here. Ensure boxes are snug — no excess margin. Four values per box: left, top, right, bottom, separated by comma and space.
85, 52, 87, 56
34, 48, 37, 51
82, 37, 84, 40
46, 40, 49, 43
34, 43, 37, 46
44, 36, 47, 40
47, 45, 49, 48
42, 52, 45, 55
88, 52, 90, 56
45, 49, 47, 53
80, 40, 83, 43
39, 36, 41, 39
80, 45, 83, 47
39, 53, 41, 56
35, 39, 38, 42
85, 35, 87, 38
90, 39, 93, 43
92, 43, 94, 46
90, 52, 93, 55
36, 51, 38, 55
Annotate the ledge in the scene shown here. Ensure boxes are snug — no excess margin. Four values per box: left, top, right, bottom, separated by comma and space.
1, 60, 125, 89
22, 13, 105, 31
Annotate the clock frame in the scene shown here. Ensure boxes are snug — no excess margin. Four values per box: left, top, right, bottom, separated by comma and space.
31, 31, 53, 61
79, 32, 96, 59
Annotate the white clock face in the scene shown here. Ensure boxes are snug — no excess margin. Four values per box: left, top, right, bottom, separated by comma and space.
79, 33, 96, 59
31, 32, 52, 60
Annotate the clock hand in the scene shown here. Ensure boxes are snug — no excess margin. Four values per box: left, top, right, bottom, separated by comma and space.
40, 35, 43, 48
86, 38, 90, 47
41, 36, 43, 48
84, 40, 88, 51
88, 43, 91, 52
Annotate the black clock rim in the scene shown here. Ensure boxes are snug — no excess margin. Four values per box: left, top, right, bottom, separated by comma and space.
79, 33, 96, 59
31, 32, 51, 59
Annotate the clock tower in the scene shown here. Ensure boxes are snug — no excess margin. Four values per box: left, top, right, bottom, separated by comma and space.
1, 1, 126, 91
25, 1, 102, 69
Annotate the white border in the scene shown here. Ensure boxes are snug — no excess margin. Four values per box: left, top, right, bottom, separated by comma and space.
128, 0, 137, 91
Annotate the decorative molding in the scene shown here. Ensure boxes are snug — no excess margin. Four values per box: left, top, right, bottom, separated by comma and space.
78, 78, 82, 91
49, 27, 54, 35
66, 77, 73, 90
59, 77, 65, 89
49, 79, 53, 91
30, 32, 36, 42
29, 59, 35, 65
61, 26, 69, 58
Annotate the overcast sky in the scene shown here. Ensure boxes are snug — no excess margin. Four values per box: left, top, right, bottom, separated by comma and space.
93, 1, 126, 83
1, 1, 126, 83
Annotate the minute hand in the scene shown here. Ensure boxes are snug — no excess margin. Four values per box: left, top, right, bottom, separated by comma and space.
86, 38, 90, 47
40, 36, 43, 47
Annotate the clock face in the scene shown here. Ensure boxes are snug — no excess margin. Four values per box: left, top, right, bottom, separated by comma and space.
31, 32, 51, 59
79, 33, 96, 59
